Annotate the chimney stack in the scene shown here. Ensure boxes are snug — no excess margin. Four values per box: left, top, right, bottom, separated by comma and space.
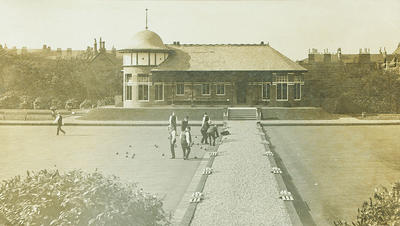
94, 39, 98, 54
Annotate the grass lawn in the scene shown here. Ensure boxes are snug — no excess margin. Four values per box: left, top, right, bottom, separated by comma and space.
268, 126, 400, 225
0, 125, 213, 215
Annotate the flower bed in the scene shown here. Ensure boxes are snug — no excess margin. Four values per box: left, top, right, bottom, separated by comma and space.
0, 169, 169, 226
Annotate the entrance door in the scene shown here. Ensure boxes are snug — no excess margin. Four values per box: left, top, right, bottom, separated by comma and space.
236, 81, 247, 104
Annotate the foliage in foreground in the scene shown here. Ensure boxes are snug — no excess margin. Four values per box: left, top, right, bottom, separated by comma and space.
0, 169, 169, 226
334, 183, 400, 226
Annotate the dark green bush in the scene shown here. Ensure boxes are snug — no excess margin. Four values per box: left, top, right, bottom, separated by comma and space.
0, 169, 169, 226
334, 183, 400, 226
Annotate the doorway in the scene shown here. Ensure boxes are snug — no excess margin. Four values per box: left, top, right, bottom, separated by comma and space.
236, 80, 247, 104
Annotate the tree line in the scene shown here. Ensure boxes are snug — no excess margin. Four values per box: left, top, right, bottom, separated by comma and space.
302, 63, 400, 114
0, 51, 121, 109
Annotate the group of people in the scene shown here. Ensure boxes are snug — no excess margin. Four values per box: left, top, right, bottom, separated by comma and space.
168, 112, 219, 160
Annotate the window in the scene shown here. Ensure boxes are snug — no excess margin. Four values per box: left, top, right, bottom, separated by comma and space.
276, 75, 288, 101
155, 84, 163, 101
201, 84, 210, 95
176, 83, 184, 95
126, 86, 132, 100
262, 83, 270, 100
276, 75, 288, 83
138, 85, 149, 101
294, 75, 302, 83
137, 74, 149, 82
216, 84, 225, 95
123, 54, 131, 65
125, 74, 132, 83
294, 83, 301, 100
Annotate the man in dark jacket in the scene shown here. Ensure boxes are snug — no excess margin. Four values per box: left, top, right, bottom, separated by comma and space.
180, 126, 192, 160
200, 120, 209, 144
207, 121, 219, 146
181, 116, 189, 132
54, 113, 66, 135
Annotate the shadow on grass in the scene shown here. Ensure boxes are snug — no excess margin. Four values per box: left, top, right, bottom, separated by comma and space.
263, 129, 317, 226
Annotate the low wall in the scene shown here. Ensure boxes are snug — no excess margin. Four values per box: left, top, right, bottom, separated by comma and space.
0, 109, 72, 121
260, 107, 338, 120
80, 107, 226, 121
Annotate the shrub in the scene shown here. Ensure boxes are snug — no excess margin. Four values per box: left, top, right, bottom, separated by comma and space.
65, 98, 79, 110
0, 92, 21, 109
79, 99, 93, 109
334, 183, 400, 226
0, 169, 169, 226
33, 97, 51, 110
50, 98, 63, 110
18, 96, 34, 109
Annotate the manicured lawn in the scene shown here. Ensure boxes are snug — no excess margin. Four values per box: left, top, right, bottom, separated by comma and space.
268, 126, 400, 225
0, 126, 210, 215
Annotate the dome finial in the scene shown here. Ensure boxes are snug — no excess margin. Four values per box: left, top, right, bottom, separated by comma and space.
145, 8, 148, 30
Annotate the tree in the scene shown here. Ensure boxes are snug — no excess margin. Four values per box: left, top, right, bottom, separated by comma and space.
334, 183, 400, 226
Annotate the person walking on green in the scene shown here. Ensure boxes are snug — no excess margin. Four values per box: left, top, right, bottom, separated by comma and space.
54, 112, 66, 135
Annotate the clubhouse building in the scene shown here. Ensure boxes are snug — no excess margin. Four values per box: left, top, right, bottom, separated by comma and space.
119, 29, 307, 107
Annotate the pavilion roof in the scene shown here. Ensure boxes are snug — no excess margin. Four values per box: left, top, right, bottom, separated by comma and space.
152, 44, 306, 72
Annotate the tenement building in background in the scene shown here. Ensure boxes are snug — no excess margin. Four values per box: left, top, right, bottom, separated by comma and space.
119, 29, 307, 107
300, 44, 400, 71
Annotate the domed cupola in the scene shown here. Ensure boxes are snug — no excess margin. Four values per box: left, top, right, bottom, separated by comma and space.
130, 30, 169, 51
120, 29, 170, 67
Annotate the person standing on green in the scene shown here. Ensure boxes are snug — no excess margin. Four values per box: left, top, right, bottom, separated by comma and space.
180, 126, 192, 160
181, 116, 189, 132
169, 112, 177, 131
168, 127, 177, 159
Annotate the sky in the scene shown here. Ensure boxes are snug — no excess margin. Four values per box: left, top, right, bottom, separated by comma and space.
0, 0, 399, 60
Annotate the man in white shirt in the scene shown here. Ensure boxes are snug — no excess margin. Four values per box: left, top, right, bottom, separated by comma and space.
168, 127, 177, 159
169, 112, 177, 131
201, 112, 210, 127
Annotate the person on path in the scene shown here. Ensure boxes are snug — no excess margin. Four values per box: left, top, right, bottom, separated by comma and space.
54, 113, 66, 135
200, 120, 209, 144
169, 112, 177, 131
201, 112, 210, 127
181, 116, 189, 132
180, 126, 192, 160
207, 121, 219, 146
168, 127, 176, 159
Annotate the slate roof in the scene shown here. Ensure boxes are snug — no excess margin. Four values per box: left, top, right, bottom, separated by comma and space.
152, 44, 306, 72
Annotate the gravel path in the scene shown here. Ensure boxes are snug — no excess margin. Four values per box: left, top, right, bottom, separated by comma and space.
190, 121, 292, 226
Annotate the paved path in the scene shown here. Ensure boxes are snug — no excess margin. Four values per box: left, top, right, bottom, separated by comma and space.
190, 121, 292, 226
